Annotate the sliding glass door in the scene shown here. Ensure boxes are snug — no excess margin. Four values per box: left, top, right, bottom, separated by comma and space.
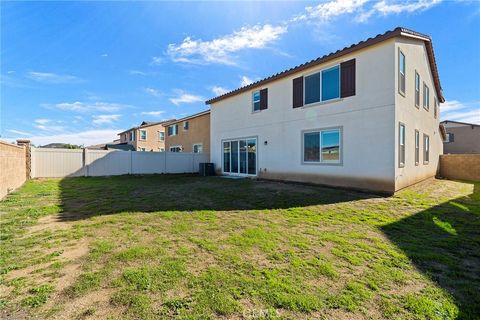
223, 137, 257, 176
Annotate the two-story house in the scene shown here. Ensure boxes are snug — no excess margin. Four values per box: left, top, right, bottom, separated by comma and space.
206, 27, 444, 194
118, 120, 174, 152
164, 110, 210, 153
441, 120, 480, 154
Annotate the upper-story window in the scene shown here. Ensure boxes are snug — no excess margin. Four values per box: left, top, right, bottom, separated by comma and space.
423, 83, 430, 110
168, 124, 178, 136
415, 71, 420, 107
183, 121, 189, 130
140, 130, 147, 140
446, 133, 454, 143
398, 49, 406, 96
129, 131, 135, 141
252, 90, 261, 112
304, 65, 340, 105
159, 131, 165, 141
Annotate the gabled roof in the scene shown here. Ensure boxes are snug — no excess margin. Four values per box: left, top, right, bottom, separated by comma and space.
441, 120, 480, 128
205, 27, 444, 105
118, 119, 176, 135
162, 110, 210, 126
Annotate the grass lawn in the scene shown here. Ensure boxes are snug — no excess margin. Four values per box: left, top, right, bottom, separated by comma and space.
0, 175, 479, 319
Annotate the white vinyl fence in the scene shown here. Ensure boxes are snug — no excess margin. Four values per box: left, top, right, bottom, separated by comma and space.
31, 148, 209, 178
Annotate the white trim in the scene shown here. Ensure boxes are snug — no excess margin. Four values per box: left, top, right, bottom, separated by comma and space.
252, 90, 261, 112
139, 129, 147, 141
301, 126, 343, 165
169, 145, 182, 152
192, 143, 203, 153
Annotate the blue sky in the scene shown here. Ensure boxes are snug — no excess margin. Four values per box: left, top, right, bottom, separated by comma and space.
1, 0, 479, 146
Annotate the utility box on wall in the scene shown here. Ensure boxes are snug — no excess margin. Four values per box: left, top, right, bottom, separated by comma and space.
199, 163, 215, 176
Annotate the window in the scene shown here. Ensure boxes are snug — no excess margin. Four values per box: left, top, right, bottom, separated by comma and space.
398, 49, 406, 95
304, 65, 340, 105
183, 121, 189, 130
399, 123, 405, 167
252, 90, 261, 111
168, 124, 178, 136
140, 130, 147, 140
446, 133, 454, 143
303, 128, 341, 164
193, 143, 203, 153
129, 131, 135, 141
434, 97, 438, 119
415, 71, 420, 107
423, 134, 429, 164
415, 130, 420, 165
170, 146, 182, 152
423, 83, 429, 110
159, 131, 165, 141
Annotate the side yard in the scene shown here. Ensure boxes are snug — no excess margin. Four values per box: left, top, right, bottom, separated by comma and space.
0, 175, 478, 319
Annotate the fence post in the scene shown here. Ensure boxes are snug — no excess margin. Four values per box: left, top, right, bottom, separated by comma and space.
16, 139, 31, 180
129, 150, 133, 175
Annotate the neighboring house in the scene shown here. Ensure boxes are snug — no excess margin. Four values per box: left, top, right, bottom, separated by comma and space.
206, 27, 444, 194
40, 143, 82, 149
441, 120, 480, 154
164, 110, 210, 153
118, 120, 174, 152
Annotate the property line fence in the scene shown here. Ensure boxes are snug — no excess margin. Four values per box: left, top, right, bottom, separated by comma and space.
31, 148, 209, 178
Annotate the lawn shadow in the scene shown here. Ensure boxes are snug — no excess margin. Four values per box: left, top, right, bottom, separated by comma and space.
381, 182, 480, 319
57, 174, 379, 222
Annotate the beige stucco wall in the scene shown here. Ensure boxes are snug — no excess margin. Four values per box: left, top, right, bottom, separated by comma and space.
210, 39, 397, 193
439, 154, 480, 181
394, 38, 443, 191
165, 113, 210, 153
119, 124, 168, 151
1, 140, 26, 199
443, 125, 480, 154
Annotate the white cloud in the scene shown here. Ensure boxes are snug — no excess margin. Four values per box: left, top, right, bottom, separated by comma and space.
166, 24, 287, 65
101, 53, 108, 57
34, 119, 51, 125
151, 56, 163, 65
169, 92, 204, 106
92, 114, 121, 125
144, 87, 162, 97
7, 70, 15, 74
211, 86, 230, 96
358, 0, 442, 22
34, 124, 65, 132
48, 101, 128, 113
293, 0, 369, 22
140, 111, 165, 117
441, 100, 480, 124
26, 71, 80, 83
240, 76, 254, 87
129, 70, 148, 76
7, 129, 30, 136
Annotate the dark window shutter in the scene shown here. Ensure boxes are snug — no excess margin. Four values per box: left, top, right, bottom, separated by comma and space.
293, 76, 304, 108
340, 59, 356, 98
260, 88, 268, 110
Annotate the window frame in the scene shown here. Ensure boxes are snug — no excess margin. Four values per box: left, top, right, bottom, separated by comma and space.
303, 63, 341, 107
414, 130, 420, 166
183, 121, 189, 130
398, 49, 406, 96
301, 126, 343, 165
193, 143, 203, 153
415, 71, 420, 108
159, 131, 165, 141
139, 130, 147, 141
168, 124, 178, 136
252, 90, 261, 112
169, 145, 182, 152
423, 134, 430, 164
423, 82, 430, 111
398, 123, 405, 168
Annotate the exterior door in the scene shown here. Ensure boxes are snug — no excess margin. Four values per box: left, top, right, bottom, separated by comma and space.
223, 138, 256, 176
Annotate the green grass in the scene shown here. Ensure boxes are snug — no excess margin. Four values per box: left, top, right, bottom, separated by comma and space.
0, 174, 478, 319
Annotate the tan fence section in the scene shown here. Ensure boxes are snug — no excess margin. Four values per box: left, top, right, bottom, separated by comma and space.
0, 140, 26, 199
439, 154, 480, 181
31, 148, 209, 178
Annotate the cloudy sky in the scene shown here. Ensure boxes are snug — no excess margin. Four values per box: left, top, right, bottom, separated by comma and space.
1, 0, 479, 146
